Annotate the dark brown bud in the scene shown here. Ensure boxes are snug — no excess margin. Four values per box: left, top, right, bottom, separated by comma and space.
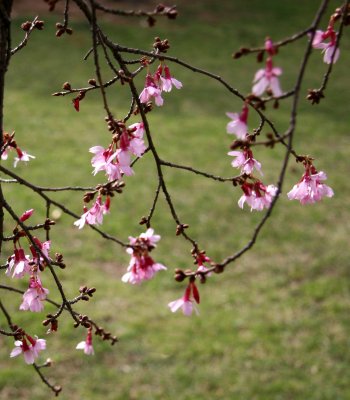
56, 28, 65, 37
139, 216, 148, 225
233, 51, 242, 59
62, 82, 71, 90
214, 264, 225, 274
257, 50, 264, 63
21, 21, 32, 31
174, 272, 186, 282
88, 78, 97, 86
34, 20, 45, 30
79, 286, 88, 293
87, 287, 96, 296
55, 22, 63, 29
83, 191, 96, 203
81, 295, 90, 301
42, 319, 50, 326
65, 27, 73, 35
167, 8, 178, 19
306, 89, 324, 105
78, 90, 86, 100
147, 16, 156, 27
155, 4, 165, 12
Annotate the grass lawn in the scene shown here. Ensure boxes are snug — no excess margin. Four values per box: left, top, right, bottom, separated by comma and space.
1, 0, 350, 399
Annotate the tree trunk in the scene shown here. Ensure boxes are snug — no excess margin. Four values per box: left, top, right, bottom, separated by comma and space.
0, 0, 13, 254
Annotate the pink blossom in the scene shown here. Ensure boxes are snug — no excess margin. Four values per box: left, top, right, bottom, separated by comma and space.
76, 328, 94, 355
10, 335, 46, 364
158, 65, 183, 92
287, 166, 334, 204
226, 104, 249, 139
168, 281, 200, 316
13, 147, 35, 167
20, 276, 49, 312
252, 57, 282, 97
74, 195, 110, 229
228, 148, 262, 175
6, 248, 31, 278
119, 129, 146, 158
90, 145, 114, 176
139, 74, 163, 106
238, 181, 277, 211
312, 27, 339, 64
122, 228, 166, 284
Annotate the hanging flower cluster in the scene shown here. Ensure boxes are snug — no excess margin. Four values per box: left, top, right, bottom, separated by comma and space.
122, 228, 167, 284
90, 122, 146, 182
5, 210, 51, 313
10, 334, 46, 364
311, 14, 340, 64
287, 159, 334, 204
139, 63, 182, 106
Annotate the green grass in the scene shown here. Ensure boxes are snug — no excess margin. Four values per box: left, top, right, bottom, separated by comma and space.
1, 0, 350, 399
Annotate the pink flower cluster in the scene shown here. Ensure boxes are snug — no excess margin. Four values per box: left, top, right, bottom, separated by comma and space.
311, 25, 339, 64
90, 122, 146, 182
287, 163, 334, 204
5, 210, 50, 313
239, 181, 277, 211
122, 228, 167, 284
10, 334, 46, 364
74, 195, 110, 229
139, 63, 182, 106
228, 148, 262, 176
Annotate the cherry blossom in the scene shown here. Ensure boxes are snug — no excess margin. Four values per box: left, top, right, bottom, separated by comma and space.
10, 335, 46, 364
13, 147, 35, 167
139, 73, 164, 106
29, 237, 51, 266
226, 104, 249, 139
228, 148, 262, 175
122, 228, 166, 284
6, 248, 31, 278
157, 65, 183, 92
90, 145, 114, 176
168, 281, 200, 316
76, 328, 94, 355
20, 276, 49, 312
252, 57, 282, 97
311, 27, 339, 64
287, 165, 334, 204
74, 195, 110, 229
238, 181, 277, 211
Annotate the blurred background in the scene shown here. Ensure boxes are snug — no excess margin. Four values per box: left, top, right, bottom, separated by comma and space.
0, 1, 349, 398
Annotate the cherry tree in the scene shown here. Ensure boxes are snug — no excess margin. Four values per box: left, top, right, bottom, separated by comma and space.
0, 0, 348, 395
